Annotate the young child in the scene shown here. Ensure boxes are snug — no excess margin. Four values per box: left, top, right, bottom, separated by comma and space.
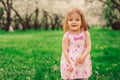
60, 8, 92, 80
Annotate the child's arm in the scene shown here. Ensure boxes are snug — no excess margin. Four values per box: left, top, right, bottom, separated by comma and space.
62, 34, 73, 72
62, 34, 71, 65
82, 31, 91, 58
77, 31, 91, 64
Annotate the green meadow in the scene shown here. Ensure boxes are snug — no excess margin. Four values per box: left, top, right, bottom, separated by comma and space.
0, 27, 120, 80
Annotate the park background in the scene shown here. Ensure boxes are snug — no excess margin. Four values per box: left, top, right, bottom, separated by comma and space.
0, 0, 120, 80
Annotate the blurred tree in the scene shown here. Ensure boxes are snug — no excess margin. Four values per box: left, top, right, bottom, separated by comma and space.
0, 7, 4, 29
0, 7, 4, 19
33, 7, 40, 29
0, 0, 13, 31
33, 0, 41, 30
51, 14, 60, 30
11, 4, 32, 31
0, 0, 63, 31
100, 0, 120, 30
86, 0, 120, 30
41, 10, 49, 30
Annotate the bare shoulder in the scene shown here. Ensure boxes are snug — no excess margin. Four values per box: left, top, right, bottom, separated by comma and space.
84, 31, 90, 37
62, 32, 68, 40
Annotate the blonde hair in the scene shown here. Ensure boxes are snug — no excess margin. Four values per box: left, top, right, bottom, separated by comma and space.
63, 8, 88, 32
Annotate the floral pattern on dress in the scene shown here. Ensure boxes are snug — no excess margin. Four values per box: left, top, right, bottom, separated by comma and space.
60, 32, 92, 79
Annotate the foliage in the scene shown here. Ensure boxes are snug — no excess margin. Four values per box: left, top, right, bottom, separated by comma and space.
101, 0, 120, 30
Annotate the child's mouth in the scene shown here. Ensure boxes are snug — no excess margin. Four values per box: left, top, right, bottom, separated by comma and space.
72, 25, 77, 27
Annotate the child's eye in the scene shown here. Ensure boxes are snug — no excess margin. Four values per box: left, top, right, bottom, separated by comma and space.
68, 19, 72, 21
76, 19, 80, 21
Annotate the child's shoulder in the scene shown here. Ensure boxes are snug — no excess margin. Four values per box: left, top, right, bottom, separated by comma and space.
63, 32, 69, 38
84, 30, 90, 34
84, 30, 90, 37
64, 31, 69, 36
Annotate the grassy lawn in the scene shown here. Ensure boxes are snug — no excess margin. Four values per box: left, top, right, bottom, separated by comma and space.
0, 27, 120, 80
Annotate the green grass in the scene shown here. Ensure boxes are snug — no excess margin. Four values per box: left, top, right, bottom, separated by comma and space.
0, 27, 120, 80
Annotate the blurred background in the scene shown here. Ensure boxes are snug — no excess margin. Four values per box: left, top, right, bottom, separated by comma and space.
0, 0, 119, 31
0, 0, 120, 80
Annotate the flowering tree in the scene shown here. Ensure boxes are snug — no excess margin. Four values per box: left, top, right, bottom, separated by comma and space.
100, 0, 120, 30
87, 0, 120, 30
0, 0, 13, 31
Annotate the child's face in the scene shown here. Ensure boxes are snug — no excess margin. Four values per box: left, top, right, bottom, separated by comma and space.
68, 12, 81, 32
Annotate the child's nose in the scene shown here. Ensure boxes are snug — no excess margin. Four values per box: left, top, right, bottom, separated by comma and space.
72, 20, 76, 23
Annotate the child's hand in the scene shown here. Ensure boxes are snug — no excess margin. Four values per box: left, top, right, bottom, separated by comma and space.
67, 64, 73, 72
76, 56, 85, 64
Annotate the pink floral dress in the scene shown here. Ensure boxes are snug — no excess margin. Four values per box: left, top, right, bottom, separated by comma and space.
60, 31, 92, 79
